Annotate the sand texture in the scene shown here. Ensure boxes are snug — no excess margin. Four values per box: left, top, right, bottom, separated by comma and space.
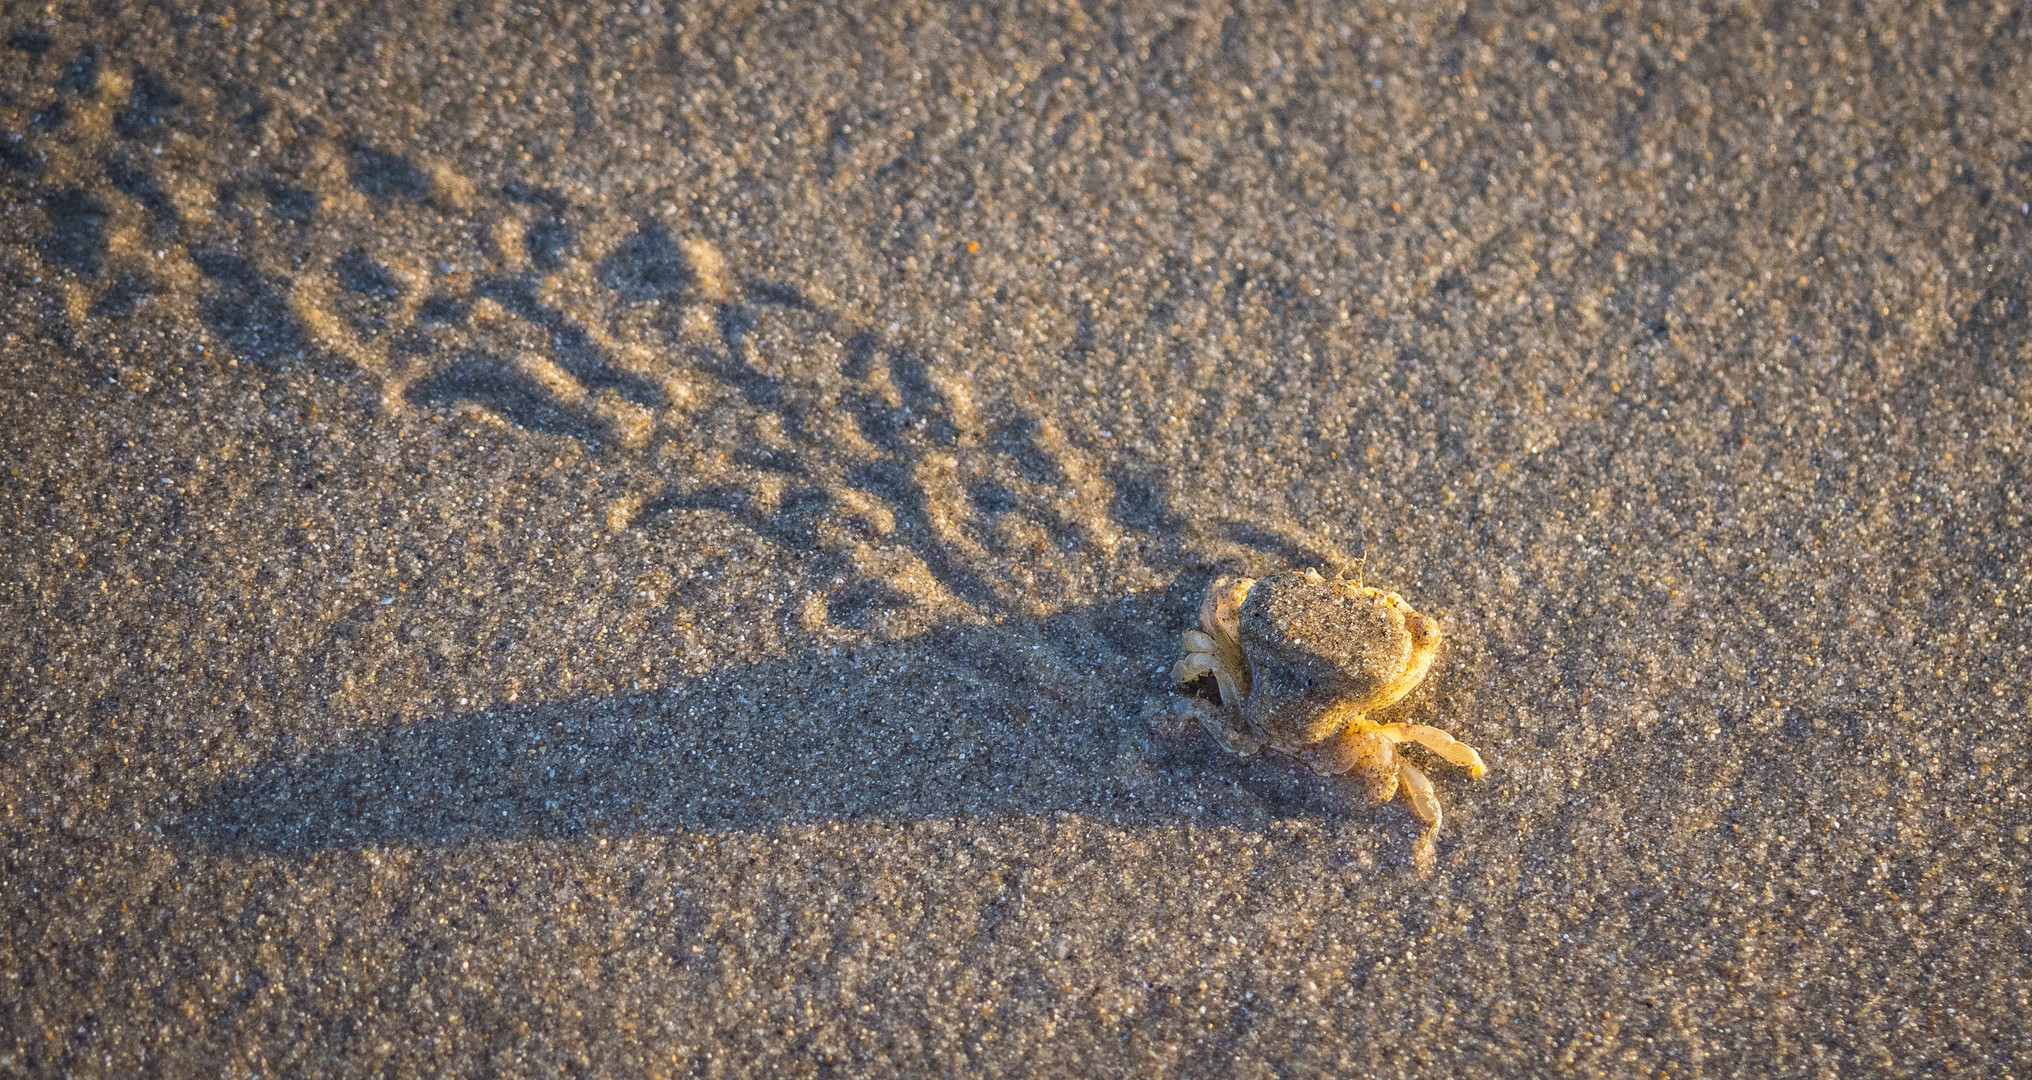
3, 1, 2029, 1075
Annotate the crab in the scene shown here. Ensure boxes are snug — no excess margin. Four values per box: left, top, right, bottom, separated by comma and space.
1173, 568, 1486, 851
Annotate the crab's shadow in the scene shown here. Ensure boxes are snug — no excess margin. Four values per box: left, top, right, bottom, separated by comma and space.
178, 587, 1403, 855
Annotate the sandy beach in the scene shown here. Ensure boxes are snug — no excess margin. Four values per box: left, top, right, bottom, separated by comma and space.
3, 1, 2028, 1074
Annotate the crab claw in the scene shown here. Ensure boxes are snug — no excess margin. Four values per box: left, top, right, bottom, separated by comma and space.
1172, 649, 1216, 685
1175, 632, 1248, 709
1313, 727, 1400, 801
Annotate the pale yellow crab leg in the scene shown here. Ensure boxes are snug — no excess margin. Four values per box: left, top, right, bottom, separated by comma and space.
1192, 703, 1264, 759
1397, 759, 1442, 830
1377, 723, 1488, 777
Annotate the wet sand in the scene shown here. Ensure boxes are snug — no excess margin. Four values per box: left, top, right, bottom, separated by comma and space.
3, 1, 2028, 1075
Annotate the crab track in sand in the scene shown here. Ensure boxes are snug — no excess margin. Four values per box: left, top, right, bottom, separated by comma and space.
2, 47, 1146, 622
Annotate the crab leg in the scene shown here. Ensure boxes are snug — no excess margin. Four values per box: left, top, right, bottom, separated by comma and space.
1377, 723, 1488, 777
1396, 759, 1442, 830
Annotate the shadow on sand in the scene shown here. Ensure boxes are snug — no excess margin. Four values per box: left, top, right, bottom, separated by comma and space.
178, 588, 1398, 855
